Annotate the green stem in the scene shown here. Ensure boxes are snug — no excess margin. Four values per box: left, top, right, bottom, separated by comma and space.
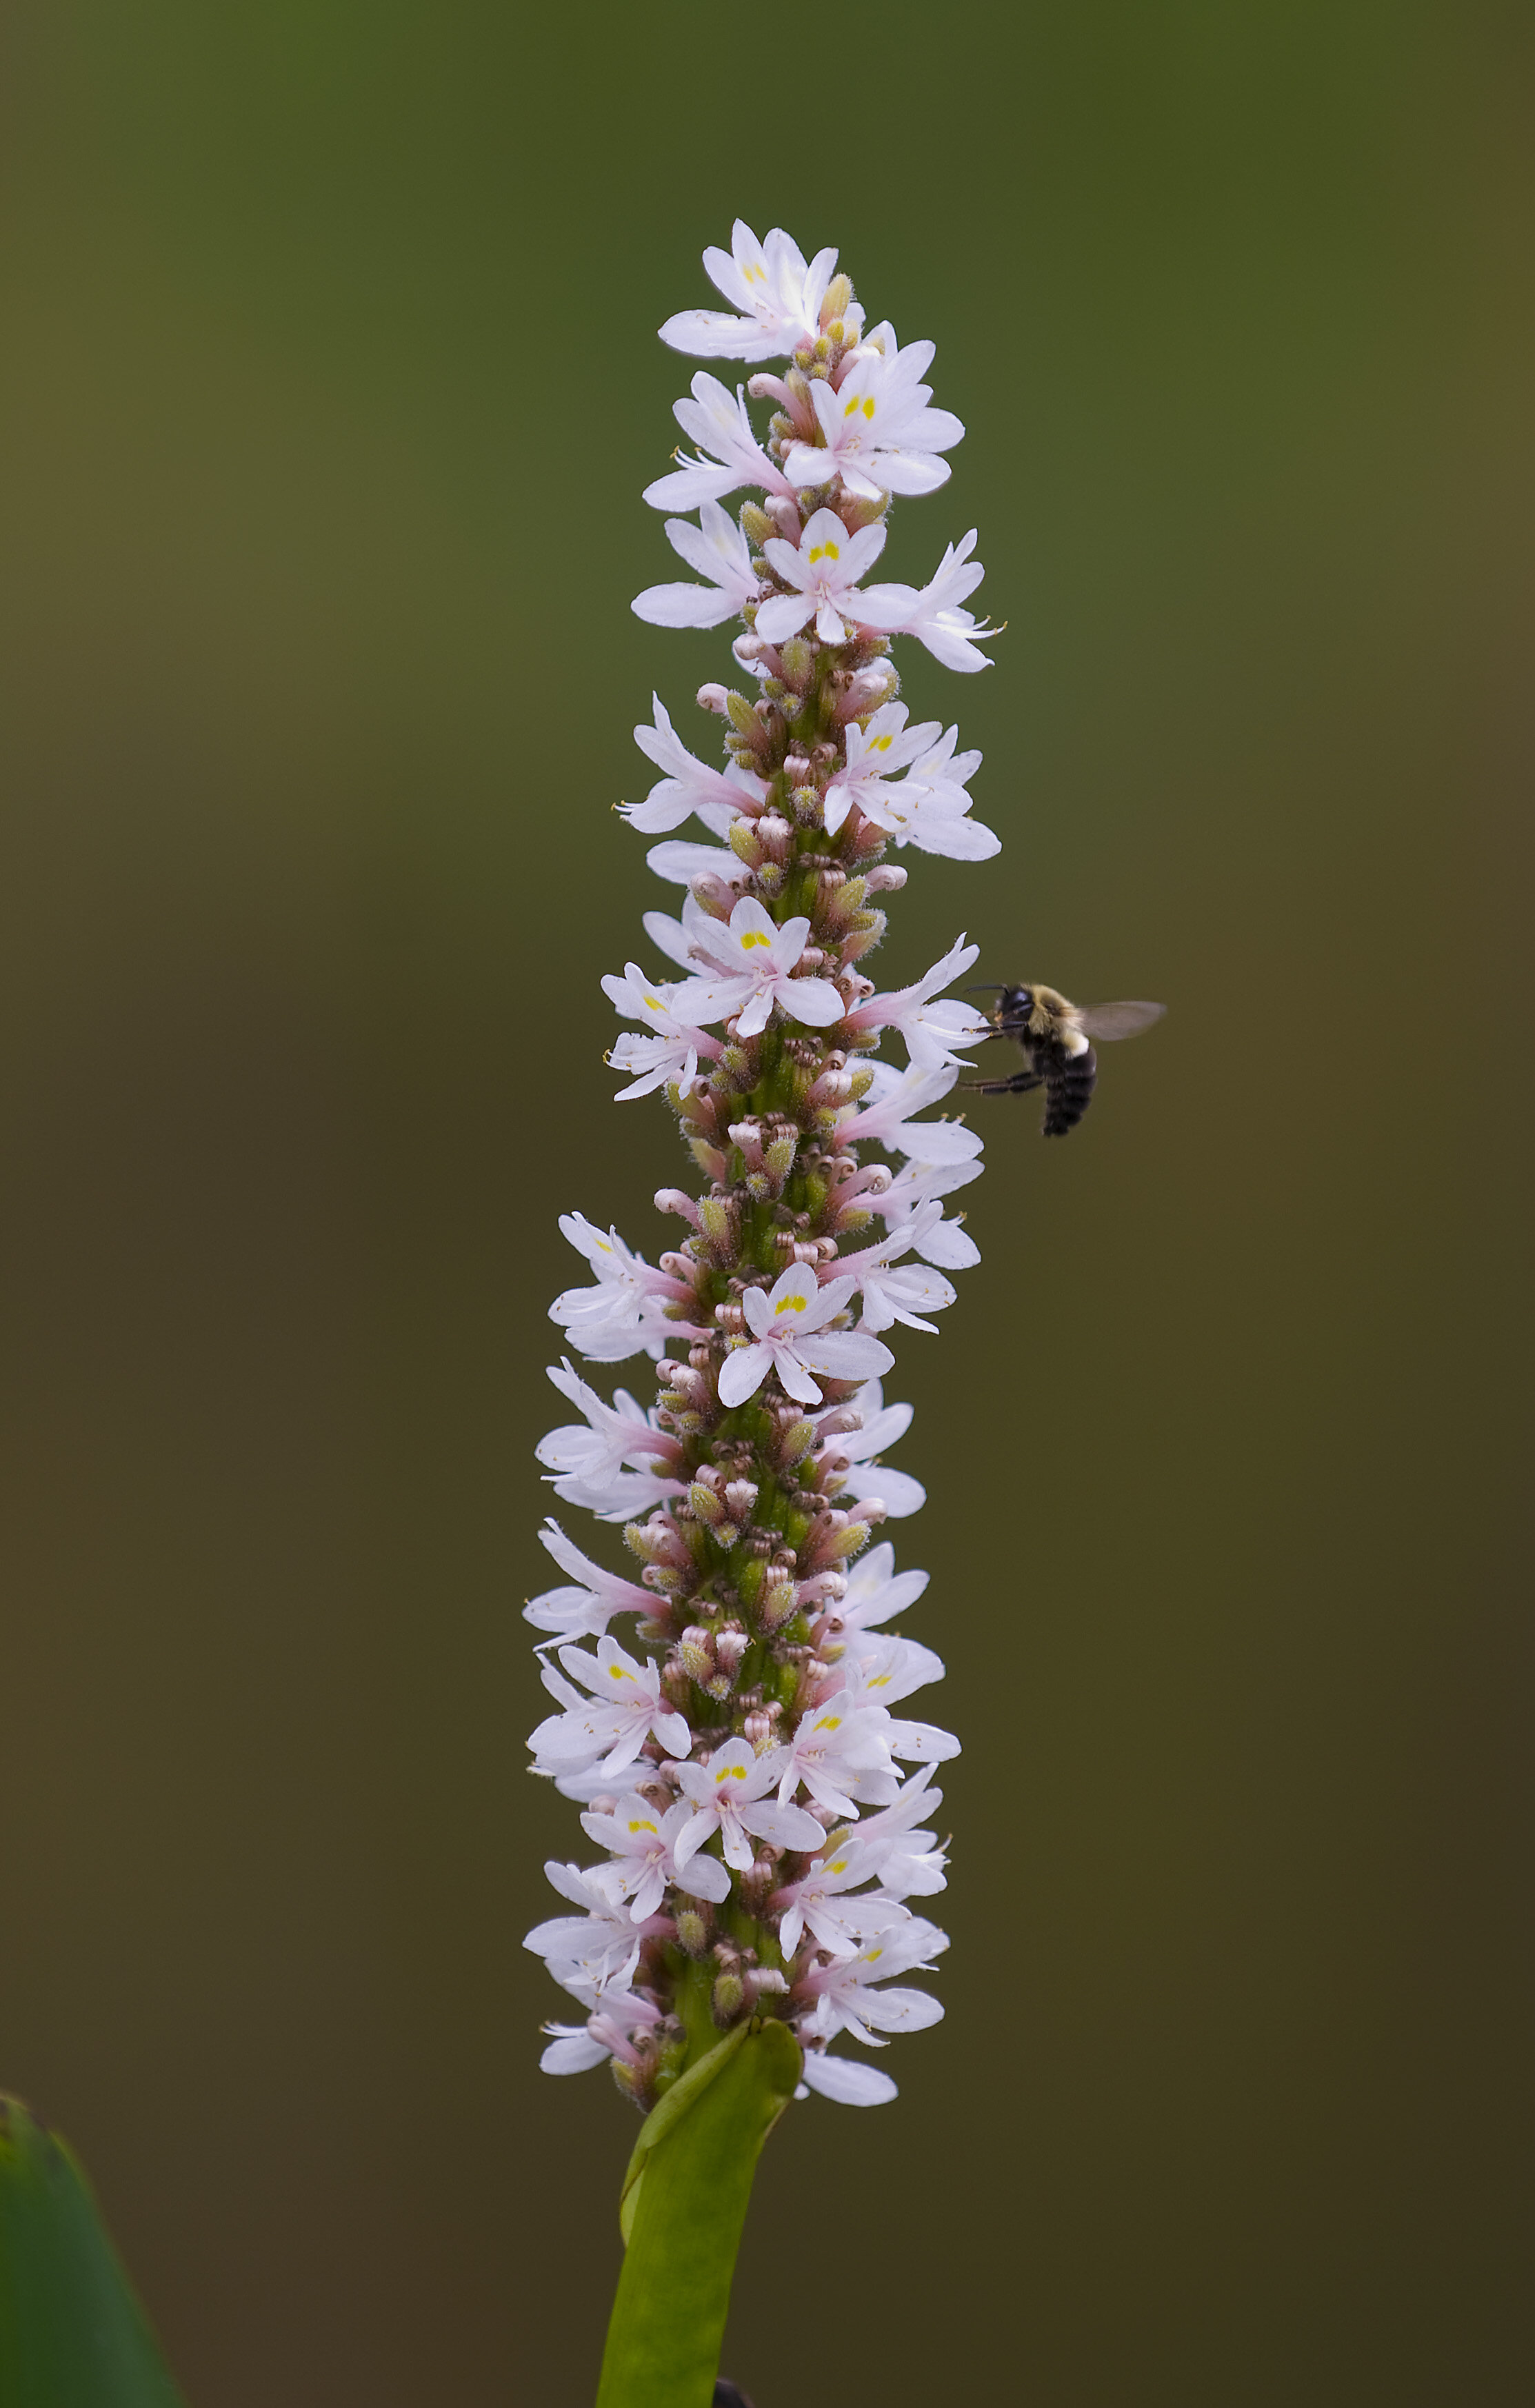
594, 2020, 800, 2408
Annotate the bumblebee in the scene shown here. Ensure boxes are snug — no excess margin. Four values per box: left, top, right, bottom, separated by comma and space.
967, 983, 1165, 1136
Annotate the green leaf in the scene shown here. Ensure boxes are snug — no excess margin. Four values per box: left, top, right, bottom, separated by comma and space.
596, 2020, 800, 2408
616, 2017, 751, 2247
0, 2094, 188, 2407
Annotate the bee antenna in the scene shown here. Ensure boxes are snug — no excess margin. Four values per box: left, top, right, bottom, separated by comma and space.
962, 981, 1007, 995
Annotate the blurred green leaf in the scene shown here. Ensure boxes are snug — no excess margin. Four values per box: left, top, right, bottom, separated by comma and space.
0, 2095, 188, 2408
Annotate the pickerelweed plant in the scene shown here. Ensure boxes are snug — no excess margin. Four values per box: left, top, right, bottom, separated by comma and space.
524, 223, 1003, 2408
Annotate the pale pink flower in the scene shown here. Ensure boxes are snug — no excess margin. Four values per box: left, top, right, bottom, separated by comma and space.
622, 694, 767, 837
643, 373, 796, 510
717, 1265, 893, 1409
523, 1516, 655, 1641
669, 1740, 825, 1873
659, 221, 837, 363
668, 896, 845, 1039
783, 327, 963, 499
632, 500, 761, 631
539, 1978, 664, 2077
798, 1916, 950, 2048
854, 530, 1000, 672
580, 1793, 732, 1920
754, 507, 888, 648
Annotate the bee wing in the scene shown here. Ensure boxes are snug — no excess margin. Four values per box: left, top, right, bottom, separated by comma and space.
1074, 1000, 1165, 1043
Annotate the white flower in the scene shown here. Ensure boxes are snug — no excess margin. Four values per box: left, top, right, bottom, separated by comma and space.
621, 695, 768, 838
717, 1265, 894, 1409
773, 1700, 899, 1818
580, 1793, 732, 1920
528, 1636, 692, 1779
641, 890, 740, 972
643, 374, 796, 510
796, 2050, 899, 2106
799, 1916, 950, 2047
850, 1765, 950, 1900
783, 328, 964, 500
668, 897, 845, 1039
523, 1516, 656, 1641
535, 1361, 681, 1492
870, 1152, 984, 1268
832, 1539, 931, 1634
843, 934, 990, 1072
669, 1739, 826, 1872
846, 727, 997, 861
840, 1063, 985, 1167
815, 1378, 927, 1518
632, 500, 761, 631
822, 703, 941, 839
539, 1979, 664, 2077
522, 1859, 652, 1992
548, 1463, 683, 1523
643, 839, 755, 894
832, 1211, 958, 1337
659, 221, 836, 363
772, 1835, 908, 1957
549, 1211, 703, 1361
601, 963, 721, 1101
754, 507, 889, 648
831, 1631, 947, 1717
854, 530, 999, 672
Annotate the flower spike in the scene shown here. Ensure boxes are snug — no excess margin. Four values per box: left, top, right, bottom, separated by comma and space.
528, 228, 1004, 2146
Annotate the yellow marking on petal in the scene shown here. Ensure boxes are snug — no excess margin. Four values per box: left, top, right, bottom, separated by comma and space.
714, 1765, 734, 1784
626, 1817, 659, 1836
827, 1856, 848, 1874
741, 930, 772, 950
872, 735, 892, 752
843, 396, 861, 418
783, 1294, 807, 1312
817, 1714, 843, 1732
862, 397, 876, 420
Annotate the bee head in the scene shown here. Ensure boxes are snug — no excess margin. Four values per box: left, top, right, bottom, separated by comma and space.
994, 983, 1034, 1028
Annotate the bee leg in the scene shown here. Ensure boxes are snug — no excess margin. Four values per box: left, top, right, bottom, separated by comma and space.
964, 1070, 1045, 1096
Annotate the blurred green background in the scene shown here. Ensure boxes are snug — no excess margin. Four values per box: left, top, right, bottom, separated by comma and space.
3, 2, 1532, 2401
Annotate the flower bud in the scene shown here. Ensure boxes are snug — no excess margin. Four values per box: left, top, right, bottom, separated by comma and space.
679, 1625, 716, 1683
654, 1187, 702, 1227
820, 272, 854, 328
711, 1971, 745, 2026
779, 638, 813, 692
728, 819, 765, 867
779, 1416, 816, 1466
674, 1908, 710, 1958
696, 1196, 733, 1256
763, 1134, 799, 1191
740, 501, 774, 547
688, 1483, 725, 1528
690, 872, 739, 920
760, 1576, 798, 1630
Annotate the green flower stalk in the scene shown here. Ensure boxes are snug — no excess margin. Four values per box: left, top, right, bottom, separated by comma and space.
523, 222, 1002, 2404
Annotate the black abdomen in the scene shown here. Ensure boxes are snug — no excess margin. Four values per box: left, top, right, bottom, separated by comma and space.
1042, 1044, 1097, 1136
